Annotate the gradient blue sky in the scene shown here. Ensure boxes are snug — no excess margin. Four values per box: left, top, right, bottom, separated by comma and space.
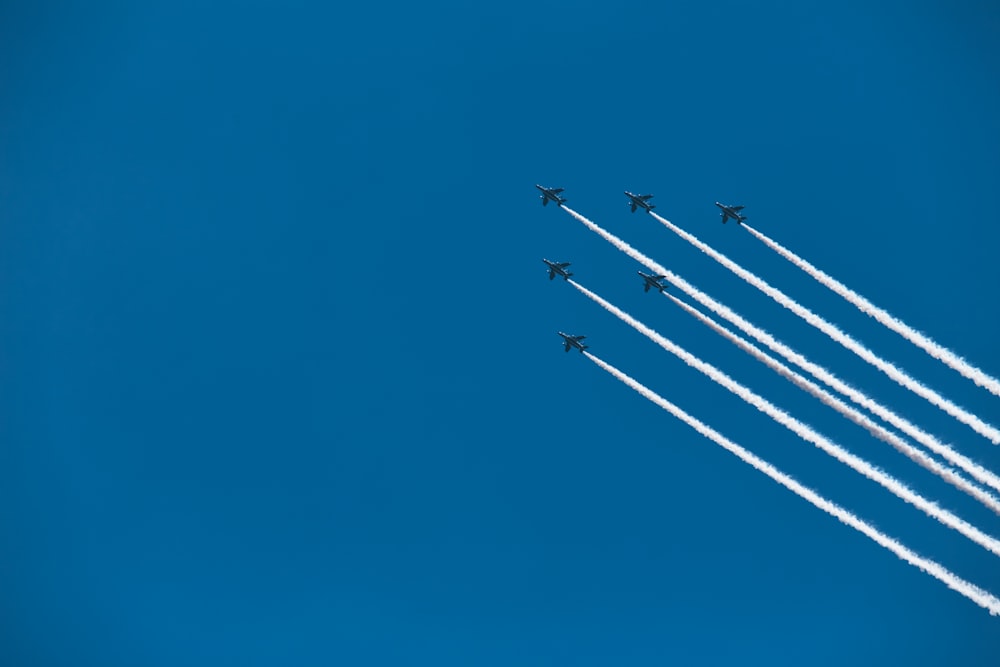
3, 1, 1000, 664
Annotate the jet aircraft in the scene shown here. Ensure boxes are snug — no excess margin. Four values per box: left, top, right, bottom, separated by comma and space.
558, 332, 589, 353
542, 259, 573, 281
536, 185, 567, 207
625, 191, 656, 213
637, 271, 668, 293
715, 202, 747, 224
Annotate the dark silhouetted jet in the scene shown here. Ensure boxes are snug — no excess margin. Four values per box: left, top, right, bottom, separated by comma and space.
542, 259, 573, 281
638, 271, 668, 293
536, 185, 567, 207
715, 202, 747, 224
558, 332, 589, 353
625, 191, 656, 213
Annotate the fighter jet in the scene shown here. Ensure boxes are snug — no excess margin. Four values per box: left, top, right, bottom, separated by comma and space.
637, 271, 668, 293
536, 185, 567, 207
542, 259, 573, 281
715, 202, 747, 224
625, 191, 656, 213
558, 332, 589, 353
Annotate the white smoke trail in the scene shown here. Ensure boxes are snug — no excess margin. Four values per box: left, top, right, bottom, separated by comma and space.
648, 211, 1000, 444
584, 351, 1000, 616
663, 292, 1000, 515
569, 279, 1000, 558
743, 222, 1000, 399
558, 207, 1000, 493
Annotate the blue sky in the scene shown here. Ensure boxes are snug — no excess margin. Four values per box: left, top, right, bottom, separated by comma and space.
2, 1, 1000, 664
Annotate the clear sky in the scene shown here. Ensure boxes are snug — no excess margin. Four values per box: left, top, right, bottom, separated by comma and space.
2, 1, 1000, 664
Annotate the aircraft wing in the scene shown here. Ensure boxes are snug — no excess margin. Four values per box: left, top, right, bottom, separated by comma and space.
576, 335, 586, 341
644, 282, 651, 292
552, 188, 564, 194
549, 269, 556, 280
732, 205, 744, 211
542, 197, 549, 206
630, 202, 638, 212
564, 341, 571, 352
557, 262, 570, 268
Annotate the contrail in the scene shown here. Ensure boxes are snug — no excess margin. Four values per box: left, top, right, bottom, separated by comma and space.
569, 279, 1000, 558
663, 291, 1000, 515
559, 206, 1000, 487
648, 211, 1000, 445
743, 222, 1000, 398
584, 351, 1000, 616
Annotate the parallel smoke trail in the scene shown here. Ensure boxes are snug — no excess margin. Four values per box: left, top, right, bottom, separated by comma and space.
569, 279, 1000, 558
743, 222, 1000, 398
649, 211, 1000, 445
560, 206, 1000, 490
664, 292, 1000, 515
585, 351, 1000, 616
